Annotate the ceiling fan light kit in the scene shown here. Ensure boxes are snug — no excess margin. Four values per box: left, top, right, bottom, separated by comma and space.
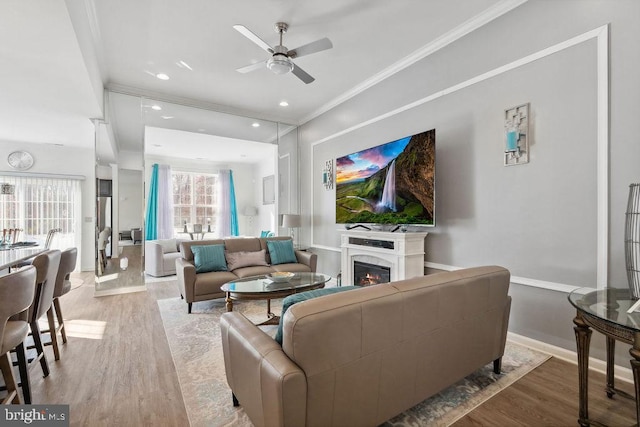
267, 47, 294, 74
234, 21, 332, 84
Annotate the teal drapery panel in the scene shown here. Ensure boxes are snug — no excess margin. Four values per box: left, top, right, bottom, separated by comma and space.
229, 171, 239, 236
145, 164, 159, 240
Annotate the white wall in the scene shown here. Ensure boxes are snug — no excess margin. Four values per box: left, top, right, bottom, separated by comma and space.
255, 158, 277, 236
118, 169, 143, 230
0, 140, 95, 271
277, 126, 298, 239
299, 0, 640, 364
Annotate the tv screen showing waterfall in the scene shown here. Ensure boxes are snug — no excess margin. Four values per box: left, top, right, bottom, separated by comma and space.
335, 129, 435, 226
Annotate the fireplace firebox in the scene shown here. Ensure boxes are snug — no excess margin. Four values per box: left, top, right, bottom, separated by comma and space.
354, 261, 391, 286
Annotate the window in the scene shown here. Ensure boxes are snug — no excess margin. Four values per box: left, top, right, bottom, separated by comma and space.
0, 175, 82, 256
172, 171, 217, 233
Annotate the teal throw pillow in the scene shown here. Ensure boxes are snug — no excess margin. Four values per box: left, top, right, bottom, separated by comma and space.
191, 244, 227, 273
275, 286, 359, 345
267, 240, 297, 265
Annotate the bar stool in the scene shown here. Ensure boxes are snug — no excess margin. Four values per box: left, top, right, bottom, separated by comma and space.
45, 247, 77, 360
44, 228, 62, 249
26, 250, 61, 378
0, 266, 36, 404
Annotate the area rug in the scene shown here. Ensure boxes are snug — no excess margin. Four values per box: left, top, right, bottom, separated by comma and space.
158, 297, 550, 427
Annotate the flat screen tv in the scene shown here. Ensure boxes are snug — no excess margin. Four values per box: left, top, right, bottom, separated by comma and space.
335, 128, 435, 226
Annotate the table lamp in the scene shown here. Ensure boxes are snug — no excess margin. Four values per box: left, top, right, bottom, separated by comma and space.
243, 206, 258, 235
281, 214, 301, 246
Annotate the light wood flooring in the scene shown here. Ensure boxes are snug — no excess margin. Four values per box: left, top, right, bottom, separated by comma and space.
20, 273, 638, 426
29, 273, 188, 426
95, 245, 146, 295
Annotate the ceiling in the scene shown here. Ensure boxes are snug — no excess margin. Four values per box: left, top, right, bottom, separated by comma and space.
0, 0, 519, 164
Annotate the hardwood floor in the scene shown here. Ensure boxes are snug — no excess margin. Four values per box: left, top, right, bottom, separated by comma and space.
453, 358, 636, 427
21, 272, 638, 426
95, 245, 146, 296
29, 272, 189, 426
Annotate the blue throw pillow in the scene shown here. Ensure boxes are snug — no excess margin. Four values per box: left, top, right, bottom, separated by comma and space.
275, 286, 359, 345
267, 240, 297, 265
191, 244, 227, 273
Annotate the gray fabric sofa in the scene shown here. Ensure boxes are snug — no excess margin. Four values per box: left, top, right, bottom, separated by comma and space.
176, 236, 317, 313
220, 266, 511, 427
144, 239, 186, 277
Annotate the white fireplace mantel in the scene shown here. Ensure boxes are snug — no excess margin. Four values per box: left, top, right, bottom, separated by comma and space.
340, 229, 428, 286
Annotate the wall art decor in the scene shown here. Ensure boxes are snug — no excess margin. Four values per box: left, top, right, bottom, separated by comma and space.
323, 159, 333, 190
504, 103, 530, 166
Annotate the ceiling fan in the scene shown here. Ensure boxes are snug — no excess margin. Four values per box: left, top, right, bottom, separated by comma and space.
233, 22, 333, 84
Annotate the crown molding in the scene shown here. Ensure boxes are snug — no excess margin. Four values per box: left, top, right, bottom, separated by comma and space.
299, 0, 528, 125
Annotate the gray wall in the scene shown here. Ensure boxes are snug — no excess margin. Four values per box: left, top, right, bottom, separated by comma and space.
298, 0, 640, 364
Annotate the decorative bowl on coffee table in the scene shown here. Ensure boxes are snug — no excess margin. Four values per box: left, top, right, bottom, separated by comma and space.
268, 272, 295, 282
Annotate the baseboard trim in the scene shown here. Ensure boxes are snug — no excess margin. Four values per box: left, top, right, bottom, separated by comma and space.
507, 331, 633, 384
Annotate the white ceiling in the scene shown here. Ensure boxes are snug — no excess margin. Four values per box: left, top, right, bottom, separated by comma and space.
0, 1, 101, 148
0, 0, 520, 163
145, 127, 277, 164
93, 0, 506, 124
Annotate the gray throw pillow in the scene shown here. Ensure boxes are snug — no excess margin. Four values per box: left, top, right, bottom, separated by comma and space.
225, 249, 268, 271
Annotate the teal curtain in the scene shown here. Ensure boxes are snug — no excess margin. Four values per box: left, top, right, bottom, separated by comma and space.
229, 171, 239, 236
145, 164, 159, 240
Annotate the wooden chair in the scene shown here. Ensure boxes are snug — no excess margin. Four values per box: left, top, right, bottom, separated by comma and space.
45, 247, 77, 360
0, 266, 36, 404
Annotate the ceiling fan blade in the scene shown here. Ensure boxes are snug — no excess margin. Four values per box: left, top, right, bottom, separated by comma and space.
288, 38, 333, 59
236, 60, 267, 73
291, 62, 315, 84
233, 25, 274, 54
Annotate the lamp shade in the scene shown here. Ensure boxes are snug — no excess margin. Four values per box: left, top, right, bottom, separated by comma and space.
244, 206, 258, 216
281, 214, 301, 228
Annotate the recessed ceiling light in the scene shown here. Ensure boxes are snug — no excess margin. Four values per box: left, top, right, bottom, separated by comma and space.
151, 105, 162, 111
176, 60, 193, 71
197, 128, 206, 132
252, 122, 260, 128
156, 73, 170, 80
279, 101, 289, 107
160, 115, 174, 120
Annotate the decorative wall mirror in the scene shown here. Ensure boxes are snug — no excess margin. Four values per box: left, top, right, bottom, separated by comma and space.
95, 89, 299, 297
94, 92, 146, 296
263, 175, 275, 205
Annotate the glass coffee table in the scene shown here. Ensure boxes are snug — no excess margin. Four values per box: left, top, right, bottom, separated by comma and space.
221, 272, 331, 325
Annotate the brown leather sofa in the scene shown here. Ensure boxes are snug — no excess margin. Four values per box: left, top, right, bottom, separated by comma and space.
220, 265, 511, 427
176, 236, 317, 313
